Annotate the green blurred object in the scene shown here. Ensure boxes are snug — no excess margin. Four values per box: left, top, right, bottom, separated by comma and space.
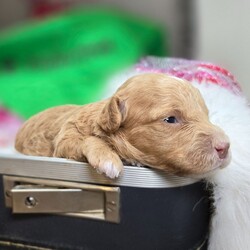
0, 7, 167, 119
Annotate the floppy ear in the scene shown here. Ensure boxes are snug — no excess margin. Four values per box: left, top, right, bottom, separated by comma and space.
98, 96, 127, 133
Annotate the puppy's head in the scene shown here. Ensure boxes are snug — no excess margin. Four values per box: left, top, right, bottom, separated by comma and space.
98, 73, 230, 176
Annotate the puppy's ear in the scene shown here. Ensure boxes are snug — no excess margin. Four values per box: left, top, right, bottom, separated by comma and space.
98, 96, 127, 133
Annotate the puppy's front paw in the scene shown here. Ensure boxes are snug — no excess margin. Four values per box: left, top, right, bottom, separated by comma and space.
88, 151, 123, 179
97, 161, 122, 178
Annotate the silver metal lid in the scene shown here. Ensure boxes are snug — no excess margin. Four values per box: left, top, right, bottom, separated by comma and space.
0, 151, 198, 188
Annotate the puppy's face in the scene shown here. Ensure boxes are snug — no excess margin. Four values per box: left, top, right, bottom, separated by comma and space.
98, 73, 230, 176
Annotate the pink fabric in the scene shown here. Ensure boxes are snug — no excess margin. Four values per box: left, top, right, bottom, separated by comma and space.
0, 107, 23, 148
136, 57, 242, 95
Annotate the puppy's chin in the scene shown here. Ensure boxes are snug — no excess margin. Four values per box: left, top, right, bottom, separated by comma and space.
185, 152, 232, 180
122, 150, 231, 181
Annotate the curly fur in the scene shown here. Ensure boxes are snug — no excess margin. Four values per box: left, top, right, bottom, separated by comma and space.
15, 73, 230, 179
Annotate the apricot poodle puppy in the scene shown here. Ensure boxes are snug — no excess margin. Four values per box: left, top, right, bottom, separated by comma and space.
15, 73, 230, 178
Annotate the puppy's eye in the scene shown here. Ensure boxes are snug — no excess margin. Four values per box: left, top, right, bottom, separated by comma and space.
163, 116, 178, 124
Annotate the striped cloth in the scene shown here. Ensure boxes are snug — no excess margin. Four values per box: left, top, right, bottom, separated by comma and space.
135, 57, 241, 95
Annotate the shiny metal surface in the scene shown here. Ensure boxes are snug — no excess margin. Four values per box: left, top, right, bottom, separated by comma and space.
0, 152, 198, 188
4, 176, 120, 223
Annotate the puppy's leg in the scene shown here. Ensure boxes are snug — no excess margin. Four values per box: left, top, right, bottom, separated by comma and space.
81, 136, 123, 178
53, 128, 123, 178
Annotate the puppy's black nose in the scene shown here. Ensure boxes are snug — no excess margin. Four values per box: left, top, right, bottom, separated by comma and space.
215, 142, 230, 159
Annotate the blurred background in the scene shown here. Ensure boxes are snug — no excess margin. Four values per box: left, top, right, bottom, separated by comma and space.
0, 0, 250, 148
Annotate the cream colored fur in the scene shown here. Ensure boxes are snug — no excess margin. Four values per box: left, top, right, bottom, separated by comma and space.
15, 73, 230, 179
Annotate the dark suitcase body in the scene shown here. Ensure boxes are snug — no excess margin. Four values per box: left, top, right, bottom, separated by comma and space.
0, 152, 210, 250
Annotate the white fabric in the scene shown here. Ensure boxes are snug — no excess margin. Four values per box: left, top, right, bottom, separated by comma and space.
106, 68, 250, 250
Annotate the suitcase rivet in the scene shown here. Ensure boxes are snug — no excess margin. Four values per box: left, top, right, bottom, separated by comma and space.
25, 196, 38, 208
107, 207, 113, 212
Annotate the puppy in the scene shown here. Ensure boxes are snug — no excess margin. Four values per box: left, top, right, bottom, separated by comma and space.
106, 57, 250, 250
15, 73, 230, 178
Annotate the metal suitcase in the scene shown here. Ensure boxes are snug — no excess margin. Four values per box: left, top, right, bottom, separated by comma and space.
0, 151, 210, 250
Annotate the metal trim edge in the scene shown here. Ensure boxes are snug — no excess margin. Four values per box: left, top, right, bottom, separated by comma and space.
0, 152, 198, 188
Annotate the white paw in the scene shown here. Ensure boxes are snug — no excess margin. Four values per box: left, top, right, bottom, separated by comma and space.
97, 161, 121, 179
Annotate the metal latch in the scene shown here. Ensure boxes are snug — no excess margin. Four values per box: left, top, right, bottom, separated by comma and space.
3, 176, 120, 223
